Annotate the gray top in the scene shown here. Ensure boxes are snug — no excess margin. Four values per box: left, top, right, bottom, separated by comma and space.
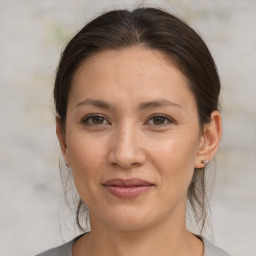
36, 235, 230, 256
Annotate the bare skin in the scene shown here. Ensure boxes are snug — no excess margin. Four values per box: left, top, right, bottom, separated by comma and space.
57, 47, 222, 256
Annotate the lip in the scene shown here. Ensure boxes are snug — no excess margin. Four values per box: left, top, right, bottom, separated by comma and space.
102, 178, 154, 199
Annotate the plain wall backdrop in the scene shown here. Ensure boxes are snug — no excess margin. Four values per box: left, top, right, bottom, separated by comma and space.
0, 0, 255, 255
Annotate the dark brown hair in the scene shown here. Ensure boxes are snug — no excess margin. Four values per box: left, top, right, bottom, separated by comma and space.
54, 7, 220, 232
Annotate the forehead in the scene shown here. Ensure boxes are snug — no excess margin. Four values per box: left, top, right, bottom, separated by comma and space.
70, 47, 196, 109
74, 47, 179, 82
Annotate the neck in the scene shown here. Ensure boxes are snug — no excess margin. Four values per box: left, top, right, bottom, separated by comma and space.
73, 208, 203, 256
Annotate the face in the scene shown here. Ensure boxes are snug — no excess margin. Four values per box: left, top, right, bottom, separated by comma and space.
58, 47, 210, 232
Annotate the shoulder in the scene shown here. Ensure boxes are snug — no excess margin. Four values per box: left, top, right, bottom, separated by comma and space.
35, 238, 76, 256
36, 234, 86, 256
202, 237, 231, 256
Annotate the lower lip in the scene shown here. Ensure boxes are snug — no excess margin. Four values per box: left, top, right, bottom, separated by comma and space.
104, 185, 153, 199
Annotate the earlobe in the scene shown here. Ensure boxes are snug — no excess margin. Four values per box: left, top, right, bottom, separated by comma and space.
195, 111, 222, 168
56, 114, 68, 162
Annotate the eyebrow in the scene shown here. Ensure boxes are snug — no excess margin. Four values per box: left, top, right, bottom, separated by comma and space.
76, 98, 182, 110
76, 98, 112, 109
139, 99, 182, 110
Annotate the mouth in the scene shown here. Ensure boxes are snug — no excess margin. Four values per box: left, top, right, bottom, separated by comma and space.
102, 178, 154, 199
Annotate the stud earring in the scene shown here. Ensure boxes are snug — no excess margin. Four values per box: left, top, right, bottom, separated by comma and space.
66, 162, 71, 168
201, 160, 209, 165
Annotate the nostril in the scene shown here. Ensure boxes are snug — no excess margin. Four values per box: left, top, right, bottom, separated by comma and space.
111, 161, 140, 169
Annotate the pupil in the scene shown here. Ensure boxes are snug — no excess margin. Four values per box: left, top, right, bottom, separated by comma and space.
154, 117, 164, 125
93, 116, 103, 124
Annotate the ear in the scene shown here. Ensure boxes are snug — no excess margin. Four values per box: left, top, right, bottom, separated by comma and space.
195, 111, 222, 168
56, 114, 69, 163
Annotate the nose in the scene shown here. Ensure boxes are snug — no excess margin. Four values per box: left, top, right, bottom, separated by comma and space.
108, 123, 146, 169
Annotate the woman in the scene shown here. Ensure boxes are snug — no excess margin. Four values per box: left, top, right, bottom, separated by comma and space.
37, 7, 230, 256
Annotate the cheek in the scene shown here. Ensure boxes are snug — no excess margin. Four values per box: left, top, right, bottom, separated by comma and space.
66, 132, 107, 197
149, 131, 199, 167
148, 132, 199, 195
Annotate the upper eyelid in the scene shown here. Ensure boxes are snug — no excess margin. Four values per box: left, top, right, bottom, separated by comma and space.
80, 113, 176, 124
81, 114, 110, 124
146, 114, 176, 123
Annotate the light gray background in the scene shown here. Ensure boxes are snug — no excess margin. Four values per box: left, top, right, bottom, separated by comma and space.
0, 0, 255, 255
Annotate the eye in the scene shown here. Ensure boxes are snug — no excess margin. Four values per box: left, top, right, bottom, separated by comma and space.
147, 114, 174, 126
81, 114, 109, 125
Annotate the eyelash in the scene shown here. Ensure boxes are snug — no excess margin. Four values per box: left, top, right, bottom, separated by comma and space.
81, 114, 175, 127
81, 114, 109, 126
146, 114, 175, 126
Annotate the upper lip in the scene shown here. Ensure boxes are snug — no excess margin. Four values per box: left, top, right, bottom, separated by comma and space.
102, 178, 153, 187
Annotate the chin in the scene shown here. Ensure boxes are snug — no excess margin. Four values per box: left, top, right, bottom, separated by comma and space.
97, 205, 156, 232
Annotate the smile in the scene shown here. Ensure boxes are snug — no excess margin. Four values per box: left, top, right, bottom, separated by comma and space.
102, 178, 154, 199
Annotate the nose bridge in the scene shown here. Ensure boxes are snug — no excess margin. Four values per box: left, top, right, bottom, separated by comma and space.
118, 122, 136, 153
109, 120, 145, 168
